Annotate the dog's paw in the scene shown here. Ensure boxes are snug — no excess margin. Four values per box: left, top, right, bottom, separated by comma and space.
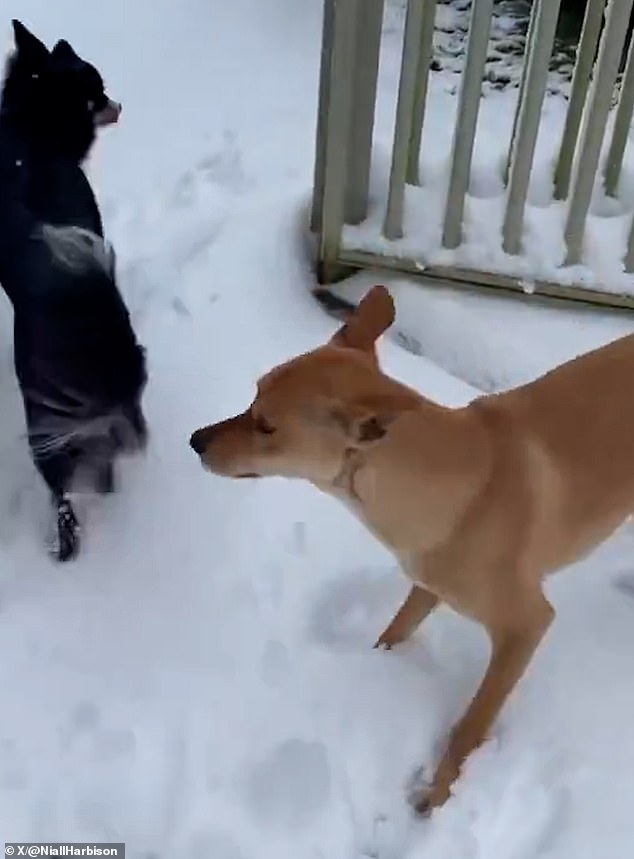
48, 499, 81, 562
373, 628, 405, 650
406, 763, 452, 817
406, 766, 434, 817
409, 783, 447, 817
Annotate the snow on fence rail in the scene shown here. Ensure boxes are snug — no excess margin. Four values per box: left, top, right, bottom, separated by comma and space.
310, 0, 634, 309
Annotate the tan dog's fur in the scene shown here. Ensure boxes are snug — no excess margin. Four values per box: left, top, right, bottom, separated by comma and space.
190, 285, 634, 811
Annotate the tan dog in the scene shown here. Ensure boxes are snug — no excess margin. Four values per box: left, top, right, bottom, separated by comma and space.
190, 284, 634, 811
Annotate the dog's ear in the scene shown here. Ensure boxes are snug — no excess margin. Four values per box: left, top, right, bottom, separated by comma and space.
12, 20, 49, 61
51, 40, 78, 63
330, 285, 395, 354
328, 393, 412, 447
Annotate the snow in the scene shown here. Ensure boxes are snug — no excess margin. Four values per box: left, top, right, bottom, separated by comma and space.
1, 0, 634, 857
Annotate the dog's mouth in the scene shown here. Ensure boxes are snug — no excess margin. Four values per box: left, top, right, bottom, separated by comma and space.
94, 99, 122, 127
194, 457, 260, 479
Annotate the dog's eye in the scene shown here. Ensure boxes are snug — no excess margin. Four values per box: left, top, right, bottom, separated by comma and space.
87, 99, 95, 111
254, 416, 276, 435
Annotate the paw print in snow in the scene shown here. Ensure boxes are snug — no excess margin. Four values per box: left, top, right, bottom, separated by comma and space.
198, 131, 248, 193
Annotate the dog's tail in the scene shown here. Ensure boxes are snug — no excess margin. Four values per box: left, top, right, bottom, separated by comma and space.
27, 401, 147, 460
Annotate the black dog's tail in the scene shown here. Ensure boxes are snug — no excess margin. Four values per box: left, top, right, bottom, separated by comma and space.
28, 406, 147, 460
39, 223, 115, 279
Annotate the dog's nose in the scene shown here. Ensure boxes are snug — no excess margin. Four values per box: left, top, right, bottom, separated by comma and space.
95, 99, 122, 127
189, 429, 207, 455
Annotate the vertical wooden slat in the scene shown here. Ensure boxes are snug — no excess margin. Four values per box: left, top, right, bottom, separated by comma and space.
345, 0, 384, 224
441, 0, 495, 249
564, 0, 634, 266
504, 0, 539, 187
605, 27, 634, 196
406, 0, 440, 186
314, 0, 361, 280
624, 206, 634, 270
553, 0, 606, 201
502, 0, 562, 255
384, 0, 427, 240
311, 0, 336, 233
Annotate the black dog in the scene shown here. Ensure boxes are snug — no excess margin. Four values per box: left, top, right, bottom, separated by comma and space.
0, 21, 148, 562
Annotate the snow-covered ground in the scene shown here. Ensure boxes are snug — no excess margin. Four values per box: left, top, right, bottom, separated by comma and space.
1, 1, 634, 856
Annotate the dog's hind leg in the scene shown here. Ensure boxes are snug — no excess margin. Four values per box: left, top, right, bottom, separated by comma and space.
93, 458, 116, 494
124, 400, 149, 451
80, 436, 117, 495
414, 589, 554, 813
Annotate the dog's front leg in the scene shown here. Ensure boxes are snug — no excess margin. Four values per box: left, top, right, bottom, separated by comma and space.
375, 585, 439, 649
416, 593, 554, 812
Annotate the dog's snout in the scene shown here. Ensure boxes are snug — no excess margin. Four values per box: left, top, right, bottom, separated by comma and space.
95, 98, 122, 127
189, 428, 209, 456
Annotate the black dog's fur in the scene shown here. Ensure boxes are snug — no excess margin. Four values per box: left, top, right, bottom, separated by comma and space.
0, 21, 147, 561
